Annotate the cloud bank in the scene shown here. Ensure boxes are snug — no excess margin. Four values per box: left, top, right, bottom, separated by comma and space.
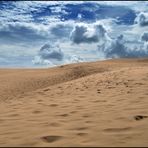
0, 1, 148, 67
33, 43, 85, 66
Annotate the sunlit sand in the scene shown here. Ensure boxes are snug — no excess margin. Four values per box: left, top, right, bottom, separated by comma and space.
0, 58, 148, 146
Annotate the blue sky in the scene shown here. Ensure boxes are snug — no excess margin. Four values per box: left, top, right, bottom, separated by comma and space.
0, 1, 148, 68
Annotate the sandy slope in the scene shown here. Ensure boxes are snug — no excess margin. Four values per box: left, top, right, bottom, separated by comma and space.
0, 58, 148, 147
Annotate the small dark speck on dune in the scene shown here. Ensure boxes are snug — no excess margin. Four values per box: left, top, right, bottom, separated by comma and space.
134, 115, 148, 121
41, 135, 62, 143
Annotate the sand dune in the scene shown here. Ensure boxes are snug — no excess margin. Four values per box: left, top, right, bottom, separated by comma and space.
0, 58, 148, 146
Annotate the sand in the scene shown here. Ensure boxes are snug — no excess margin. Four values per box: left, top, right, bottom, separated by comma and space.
0, 58, 148, 147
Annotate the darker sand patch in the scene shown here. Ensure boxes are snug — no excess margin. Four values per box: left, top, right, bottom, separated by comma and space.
41, 135, 62, 143
32, 110, 42, 114
82, 114, 90, 118
59, 65, 64, 68
37, 99, 43, 102
134, 115, 148, 121
97, 89, 101, 93
85, 121, 92, 123
8, 113, 19, 117
70, 111, 77, 114
72, 127, 88, 131
49, 122, 61, 127
49, 104, 58, 107
57, 113, 69, 117
104, 127, 132, 133
92, 100, 106, 103
77, 133, 88, 136
127, 91, 131, 94
135, 82, 144, 85
107, 86, 116, 89
43, 88, 50, 92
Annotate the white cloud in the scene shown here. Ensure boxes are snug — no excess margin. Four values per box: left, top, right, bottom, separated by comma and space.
135, 12, 148, 27
32, 56, 56, 67
68, 55, 85, 63
33, 42, 86, 66
95, 1, 148, 12
39, 44, 64, 61
70, 23, 109, 44
1, 1, 148, 67
98, 34, 148, 58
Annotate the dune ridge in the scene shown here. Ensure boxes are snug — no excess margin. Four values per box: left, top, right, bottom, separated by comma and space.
0, 58, 148, 146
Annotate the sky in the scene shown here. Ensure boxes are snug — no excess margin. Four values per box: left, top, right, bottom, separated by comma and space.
0, 1, 148, 68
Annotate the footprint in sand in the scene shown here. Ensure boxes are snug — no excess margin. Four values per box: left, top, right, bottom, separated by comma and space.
49, 122, 61, 127
103, 127, 132, 133
76, 133, 88, 136
107, 86, 115, 89
85, 120, 92, 123
92, 100, 106, 103
49, 104, 58, 107
70, 111, 77, 114
135, 82, 144, 85
37, 99, 43, 102
134, 115, 148, 121
127, 91, 131, 94
82, 114, 90, 118
8, 113, 19, 117
58, 86, 62, 89
41, 135, 62, 143
76, 106, 84, 109
71, 127, 88, 131
80, 89, 84, 91
43, 88, 50, 92
74, 99, 79, 102
32, 110, 42, 114
97, 89, 101, 93
57, 113, 69, 117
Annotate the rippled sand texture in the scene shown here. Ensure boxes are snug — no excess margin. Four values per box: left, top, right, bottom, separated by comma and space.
0, 58, 148, 147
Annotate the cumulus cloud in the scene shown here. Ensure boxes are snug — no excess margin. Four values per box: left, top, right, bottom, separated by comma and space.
98, 34, 148, 58
70, 23, 107, 44
33, 44, 64, 66
1, 1, 148, 68
38, 44, 64, 61
141, 32, 148, 42
33, 43, 86, 66
135, 12, 148, 27
106, 35, 129, 58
